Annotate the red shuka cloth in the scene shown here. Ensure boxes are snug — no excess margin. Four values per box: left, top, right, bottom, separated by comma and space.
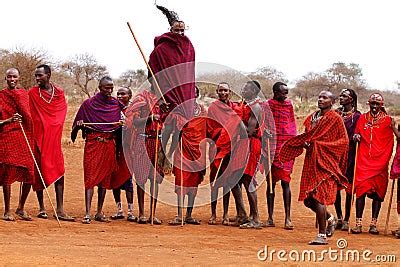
207, 100, 242, 187
390, 142, 400, 179
83, 132, 116, 189
173, 104, 207, 195
264, 99, 297, 172
0, 88, 35, 185
29, 84, 67, 190
148, 32, 195, 120
229, 100, 262, 180
125, 89, 164, 186
354, 112, 393, 200
111, 108, 131, 189
279, 110, 349, 205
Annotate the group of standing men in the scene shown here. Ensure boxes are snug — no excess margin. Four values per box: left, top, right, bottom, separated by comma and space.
2, 3, 400, 247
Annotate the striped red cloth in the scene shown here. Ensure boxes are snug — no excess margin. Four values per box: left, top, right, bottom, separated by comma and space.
83, 132, 116, 189
279, 110, 349, 205
0, 88, 35, 185
125, 89, 164, 186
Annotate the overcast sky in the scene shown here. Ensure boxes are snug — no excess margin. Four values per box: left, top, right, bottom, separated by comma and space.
2, 0, 399, 89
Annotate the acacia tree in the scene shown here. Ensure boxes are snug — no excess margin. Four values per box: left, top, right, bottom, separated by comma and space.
61, 53, 108, 98
117, 69, 147, 90
0, 47, 48, 89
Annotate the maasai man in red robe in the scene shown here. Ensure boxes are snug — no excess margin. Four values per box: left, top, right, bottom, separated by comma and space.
263, 82, 297, 230
167, 86, 206, 225
206, 82, 243, 225
149, 5, 196, 122
390, 122, 400, 238
124, 87, 164, 225
351, 93, 394, 235
0, 68, 34, 221
72, 76, 124, 224
280, 91, 349, 245
228, 81, 263, 229
334, 88, 361, 231
110, 87, 135, 222
29, 64, 74, 221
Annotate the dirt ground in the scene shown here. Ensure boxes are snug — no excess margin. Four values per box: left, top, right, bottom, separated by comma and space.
1, 108, 399, 265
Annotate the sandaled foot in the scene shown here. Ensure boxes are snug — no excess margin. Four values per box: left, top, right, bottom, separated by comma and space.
284, 220, 294, 230
137, 216, 147, 224
127, 214, 137, 222
168, 216, 184, 226
351, 225, 362, 234
308, 234, 328, 245
369, 225, 379, 235
82, 215, 91, 224
229, 216, 237, 223
208, 216, 217, 225
110, 211, 125, 220
265, 219, 275, 227
16, 209, 32, 221
239, 221, 262, 229
326, 216, 337, 237
54, 213, 75, 222
147, 217, 162, 225
94, 213, 110, 223
392, 229, 400, 236
37, 210, 48, 219
3, 213, 15, 221
185, 217, 201, 225
341, 220, 349, 231
395, 230, 400, 239
222, 217, 230, 226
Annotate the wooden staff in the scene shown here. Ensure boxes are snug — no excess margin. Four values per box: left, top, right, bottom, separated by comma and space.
348, 142, 359, 234
180, 139, 184, 227
211, 158, 224, 189
126, 22, 167, 103
267, 138, 273, 195
150, 123, 160, 225
384, 179, 396, 235
19, 122, 61, 227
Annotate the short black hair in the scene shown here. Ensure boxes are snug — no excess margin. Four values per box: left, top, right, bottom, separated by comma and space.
247, 80, 261, 94
217, 82, 230, 88
99, 76, 113, 86
341, 88, 358, 111
272, 81, 287, 93
119, 87, 132, 97
36, 64, 51, 75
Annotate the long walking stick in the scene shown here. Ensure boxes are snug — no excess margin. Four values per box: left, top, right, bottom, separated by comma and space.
267, 138, 273, 195
384, 179, 396, 235
151, 123, 160, 225
126, 22, 167, 103
211, 158, 224, 189
180, 139, 184, 227
19, 122, 61, 227
348, 142, 359, 234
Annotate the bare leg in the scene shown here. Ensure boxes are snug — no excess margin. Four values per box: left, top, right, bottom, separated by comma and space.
112, 188, 122, 204
3, 185, 12, 217
343, 192, 352, 222
266, 181, 276, 222
149, 181, 159, 220
334, 190, 343, 221
84, 188, 94, 216
355, 194, 366, 219
36, 190, 45, 213
210, 185, 218, 221
281, 180, 292, 226
137, 184, 145, 218
231, 183, 247, 219
222, 186, 230, 220
186, 192, 196, 218
54, 176, 66, 215
96, 186, 107, 215
242, 176, 260, 224
17, 183, 31, 211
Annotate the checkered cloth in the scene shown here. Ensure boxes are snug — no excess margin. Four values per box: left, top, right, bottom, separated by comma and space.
279, 110, 349, 205
0, 88, 35, 185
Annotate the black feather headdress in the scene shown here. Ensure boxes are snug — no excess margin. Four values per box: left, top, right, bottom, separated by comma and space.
156, 5, 180, 26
